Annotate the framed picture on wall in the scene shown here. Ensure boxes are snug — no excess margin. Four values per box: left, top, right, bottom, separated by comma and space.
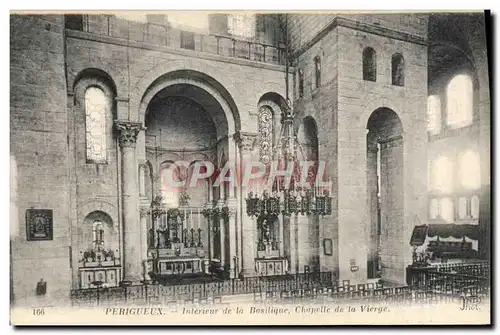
26, 209, 53, 241
323, 238, 333, 256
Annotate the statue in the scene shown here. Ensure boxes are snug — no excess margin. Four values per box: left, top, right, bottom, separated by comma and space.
148, 228, 155, 249
36, 278, 46, 296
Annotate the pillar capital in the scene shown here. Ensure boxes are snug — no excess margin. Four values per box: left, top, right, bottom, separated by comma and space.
115, 120, 145, 148
139, 206, 150, 218
233, 132, 258, 153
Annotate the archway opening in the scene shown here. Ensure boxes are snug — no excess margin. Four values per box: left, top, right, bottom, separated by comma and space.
366, 108, 404, 282
144, 80, 234, 280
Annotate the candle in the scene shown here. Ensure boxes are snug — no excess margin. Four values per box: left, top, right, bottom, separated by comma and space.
190, 209, 193, 229
198, 210, 201, 230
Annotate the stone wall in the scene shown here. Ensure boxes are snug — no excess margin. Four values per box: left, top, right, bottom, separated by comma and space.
288, 13, 428, 53
10, 14, 72, 306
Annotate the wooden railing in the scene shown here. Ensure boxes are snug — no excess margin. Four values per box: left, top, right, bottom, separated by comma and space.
407, 262, 490, 299
70, 271, 337, 306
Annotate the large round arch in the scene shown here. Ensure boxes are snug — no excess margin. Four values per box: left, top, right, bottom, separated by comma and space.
138, 70, 241, 136
366, 107, 404, 283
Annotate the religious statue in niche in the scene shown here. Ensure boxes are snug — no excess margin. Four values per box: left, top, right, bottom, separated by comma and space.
257, 215, 278, 252
26, 209, 53, 241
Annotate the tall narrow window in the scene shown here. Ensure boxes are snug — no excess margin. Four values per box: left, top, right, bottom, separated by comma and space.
298, 69, 304, 98
427, 95, 442, 133
363, 47, 377, 81
439, 197, 454, 223
258, 106, 273, 165
446, 74, 473, 128
459, 150, 481, 190
85, 87, 107, 163
228, 14, 255, 39
471, 195, 480, 219
391, 53, 405, 86
314, 56, 321, 89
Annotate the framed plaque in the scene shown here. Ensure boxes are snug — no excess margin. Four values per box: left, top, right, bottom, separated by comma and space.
26, 209, 53, 241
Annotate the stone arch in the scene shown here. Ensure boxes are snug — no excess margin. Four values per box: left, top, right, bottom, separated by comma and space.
140, 76, 238, 137
366, 107, 404, 282
134, 64, 241, 133
257, 92, 286, 164
362, 99, 408, 134
69, 66, 124, 97
77, 199, 118, 227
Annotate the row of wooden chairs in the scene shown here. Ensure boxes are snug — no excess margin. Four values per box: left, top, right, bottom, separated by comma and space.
253, 282, 394, 303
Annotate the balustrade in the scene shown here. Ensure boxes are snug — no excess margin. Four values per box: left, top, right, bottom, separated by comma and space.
66, 14, 286, 67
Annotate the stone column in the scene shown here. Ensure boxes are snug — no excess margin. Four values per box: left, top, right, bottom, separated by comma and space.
226, 199, 238, 278
289, 216, 298, 274
278, 217, 284, 256
366, 133, 379, 278
235, 132, 258, 277
115, 120, 144, 283
219, 203, 226, 267
139, 205, 150, 280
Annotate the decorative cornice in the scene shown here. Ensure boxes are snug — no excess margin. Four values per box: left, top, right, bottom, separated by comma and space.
233, 132, 258, 153
115, 120, 145, 148
292, 17, 427, 60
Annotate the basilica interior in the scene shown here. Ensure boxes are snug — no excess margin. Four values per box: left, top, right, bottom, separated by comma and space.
10, 12, 490, 307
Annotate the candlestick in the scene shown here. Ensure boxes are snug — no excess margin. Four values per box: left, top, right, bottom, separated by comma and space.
197, 228, 203, 248
183, 228, 188, 248
190, 228, 195, 248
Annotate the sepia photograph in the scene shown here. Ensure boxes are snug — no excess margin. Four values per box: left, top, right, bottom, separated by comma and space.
9, 9, 492, 326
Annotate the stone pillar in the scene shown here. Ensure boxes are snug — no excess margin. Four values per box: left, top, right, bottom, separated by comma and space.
278, 216, 284, 256
235, 132, 258, 277
366, 133, 379, 278
219, 203, 226, 267
297, 214, 309, 273
115, 120, 144, 283
139, 205, 150, 280
289, 216, 298, 274
226, 199, 238, 278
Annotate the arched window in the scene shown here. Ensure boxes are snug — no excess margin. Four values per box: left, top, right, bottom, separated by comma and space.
391, 53, 404, 86
228, 14, 255, 39
298, 69, 304, 98
427, 95, 442, 133
446, 74, 473, 128
430, 156, 453, 193
258, 106, 273, 165
459, 150, 481, 190
85, 87, 107, 163
314, 56, 321, 89
362, 47, 377, 81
